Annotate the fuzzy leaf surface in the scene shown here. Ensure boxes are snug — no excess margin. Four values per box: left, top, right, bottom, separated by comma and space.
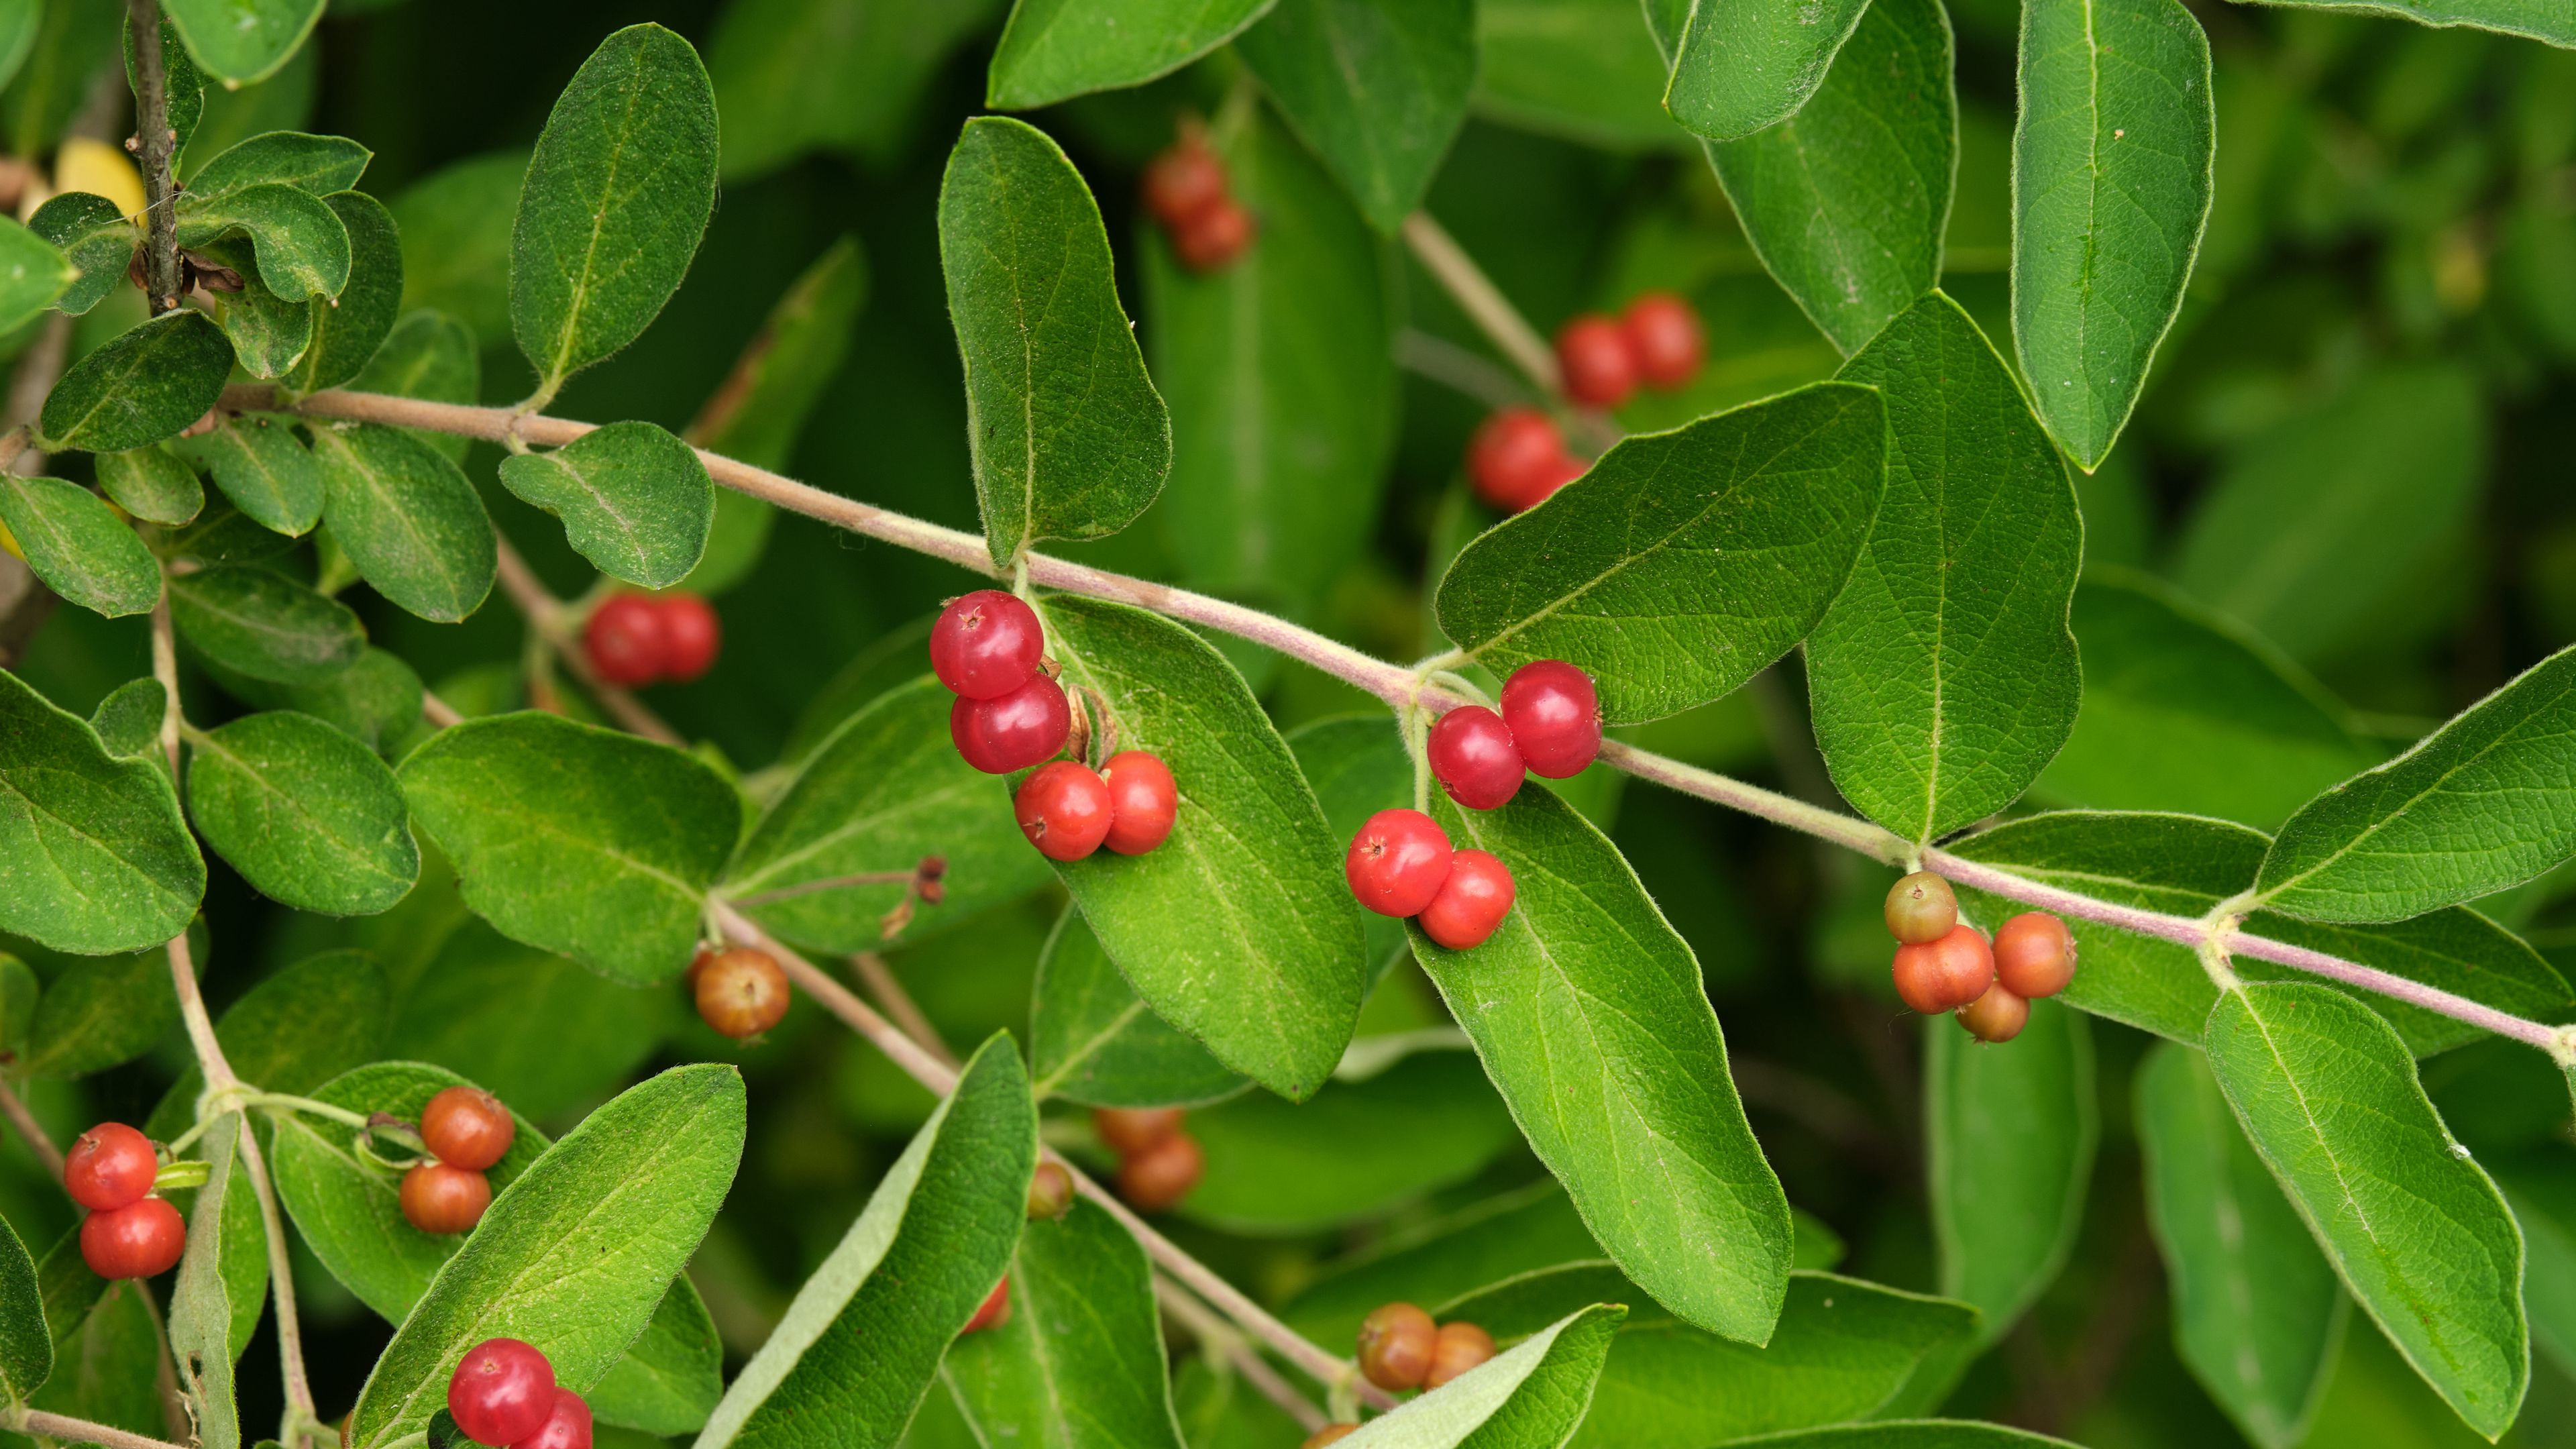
1028, 904, 1244, 1108
167, 566, 365, 684
161, 0, 323, 83
1662, 0, 1871, 142
0, 475, 161, 617
286, 191, 404, 393
498, 421, 713, 589
185, 710, 418, 915
0, 668, 203, 955
95, 446, 203, 526
985, 0, 1277, 109
310, 422, 497, 623
1235, 0, 1474, 232
39, 309, 235, 453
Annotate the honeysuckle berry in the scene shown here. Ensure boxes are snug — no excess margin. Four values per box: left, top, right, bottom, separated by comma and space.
1356, 1302, 1437, 1391
1015, 760, 1115, 861
401, 1161, 492, 1235
963, 1277, 1012, 1334
1093, 1107, 1184, 1157
513, 1387, 594, 1449
1425, 1320, 1497, 1389
1892, 923, 1996, 1016
421, 1085, 515, 1171
79, 1197, 184, 1279
1173, 198, 1255, 272
583, 594, 665, 687
950, 674, 1071, 773
1466, 408, 1574, 514
1554, 314, 1638, 409
1958, 980, 2031, 1043
655, 593, 721, 682
1346, 808, 1454, 918
695, 947, 791, 1040
1428, 706, 1525, 810
447, 1338, 557, 1447
1116, 1129, 1203, 1213
1100, 750, 1179, 855
1499, 661, 1601, 778
1622, 291, 1705, 389
64, 1122, 157, 1212
1026, 1161, 1075, 1221
1142, 140, 1227, 227
1418, 849, 1515, 949
1993, 912, 2077, 999
930, 590, 1045, 700
1884, 871, 1959, 945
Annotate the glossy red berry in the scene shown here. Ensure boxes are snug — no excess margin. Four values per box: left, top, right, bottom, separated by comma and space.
1027, 1161, 1075, 1221
1426, 1320, 1498, 1389
79, 1197, 184, 1279
513, 1388, 593, 1449
654, 594, 721, 682
951, 675, 1071, 773
1356, 1302, 1437, 1391
1993, 912, 2077, 999
1016, 760, 1115, 862
447, 1338, 557, 1447
1957, 981, 2031, 1042
930, 590, 1046, 700
1142, 142, 1228, 227
420, 1086, 515, 1171
65, 1123, 157, 1212
583, 594, 666, 686
1345, 808, 1454, 918
1554, 313, 1638, 408
1466, 409, 1570, 513
400, 1162, 492, 1235
963, 1277, 1012, 1335
1173, 198, 1255, 272
1892, 924, 1996, 1015
1428, 706, 1524, 810
1116, 1130, 1203, 1212
1093, 1107, 1185, 1156
1884, 871, 1960, 945
1418, 850, 1515, 949
1622, 291, 1705, 388
695, 947, 790, 1040
1101, 751, 1179, 855
1499, 661, 1601, 778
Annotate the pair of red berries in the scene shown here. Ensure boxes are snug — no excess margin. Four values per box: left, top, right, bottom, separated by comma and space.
932, 590, 1074, 775
1428, 661, 1603, 810
1556, 291, 1706, 409
449, 1338, 592, 1449
1884, 873, 2078, 1042
582, 591, 721, 687
688, 946, 790, 1040
1346, 812, 1515, 949
400, 1087, 517, 1236
1142, 133, 1256, 273
68, 1123, 182, 1280
1356, 1301, 1497, 1392
1095, 1107, 1203, 1213
1465, 408, 1588, 514
1012, 752, 1178, 861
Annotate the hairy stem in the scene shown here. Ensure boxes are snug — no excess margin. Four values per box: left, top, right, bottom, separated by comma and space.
123, 0, 183, 317
0, 1077, 64, 1181
150, 595, 236, 1093
489, 533, 685, 746
1399, 213, 1559, 394
849, 952, 958, 1070
13, 1407, 192, 1449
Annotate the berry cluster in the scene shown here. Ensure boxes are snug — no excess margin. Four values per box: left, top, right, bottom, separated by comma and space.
400, 1087, 517, 1236
582, 591, 721, 687
1465, 407, 1587, 514
447, 1338, 591, 1449
688, 945, 790, 1040
1142, 131, 1254, 273
68, 1123, 182, 1280
932, 590, 1071, 774
1014, 751, 1179, 861
1554, 290, 1705, 409
1883, 873, 2078, 1042
1093, 1107, 1203, 1213
1430, 661, 1602, 808
1357, 1301, 1496, 1393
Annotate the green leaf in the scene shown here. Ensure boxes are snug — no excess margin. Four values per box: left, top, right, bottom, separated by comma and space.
90, 678, 166, 757
27, 192, 133, 317
0, 1214, 51, 1403
511, 23, 718, 394
1715, 1426, 2083, 1448
1435, 382, 1886, 724
185, 710, 418, 915
162, 0, 323, 85
95, 446, 203, 526
389, 920, 668, 1121
168, 1112, 241, 1449
347, 310, 480, 464
2496, 1154, 2576, 1382
1472, 0, 1695, 152
17, 934, 191, 1079
588, 1281, 723, 1436
341, 1064, 747, 1449
1036, 594, 1366, 1101
182, 415, 325, 536
392, 152, 523, 348
168, 566, 365, 684
1807, 292, 2078, 842
144, 948, 393, 1140
1029, 904, 1244, 1107
2010, 0, 2214, 469
39, 309, 235, 453
2257, 645, 2576, 923
2135, 1042, 2345, 1449
497, 421, 714, 589
284, 191, 404, 394
941, 117, 1171, 570
206, 646, 425, 755
186, 131, 371, 200
1925, 997, 2096, 1349
2223, 0, 2570, 45
198, 242, 317, 378
398, 712, 741, 983
22, 1277, 168, 1446
0, 217, 71, 332
1235, 0, 1474, 233
1409, 782, 1793, 1344
1662, 0, 1871, 142
309, 421, 497, 623
690, 235, 867, 472
726, 676, 1051, 952
1328, 1303, 1625, 1447
695, 1036, 1034, 1449
1141, 106, 1397, 610
2202, 983, 2526, 1438
176, 181, 352, 300
985, 0, 1276, 109
708, 0, 1004, 178
0, 475, 162, 617
0, 667, 203, 956
934, 1199, 1185, 1449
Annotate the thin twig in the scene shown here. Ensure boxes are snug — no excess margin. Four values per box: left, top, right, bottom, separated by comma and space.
16, 1406, 193, 1449
0, 1077, 64, 1181
123, 0, 182, 318
489, 533, 684, 746
1399, 214, 1559, 393
1394, 328, 1536, 413
150, 596, 236, 1093
849, 953, 957, 1069
1155, 1277, 1328, 1432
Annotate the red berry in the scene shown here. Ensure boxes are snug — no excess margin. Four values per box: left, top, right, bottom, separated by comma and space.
1345, 808, 1454, 918
1884, 871, 1960, 945
583, 594, 666, 686
1027, 1161, 1075, 1220
1142, 142, 1228, 227
695, 947, 790, 1040
1426, 1320, 1498, 1389
1418, 849, 1515, 949
1173, 198, 1255, 272
400, 1162, 492, 1235
420, 1086, 515, 1171
1356, 1303, 1437, 1391
79, 1197, 184, 1279
1428, 706, 1524, 810
1891, 924, 1996, 1015
1093, 1107, 1184, 1156
930, 590, 1045, 700
1499, 661, 1601, 778
963, 1277, 1012, 1335
1622, 291, 1705, 389
1957, 981, 2031, 1042
1993, 912, 2077, 999
447, 1338, 557, 1447
1116, 1129, 1203, 1212
1101, 750, 1179, 855
951, 676, 1071, 773
1466, 409, 1570, 513
1016, 760, 1115, 862
513, 1388, 592, 1449
65, 1123, 157, 1212
654, 593, 720, 682
1554, 314, 1638, 408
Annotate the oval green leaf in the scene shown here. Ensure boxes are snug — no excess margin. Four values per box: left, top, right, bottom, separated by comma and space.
95, 445, 203, 526
496, 420, 714, 589
28, 192, 134, 317
0, 474, 162, 617
286, 190, 405, 394
185, 710, 419, 916
0, 667, 204, 955
1235, 0, 1474, 233
161, 0, 323, 85
985, 0, 1276, 109
309, 421, 497, 622
175, 180, 352, 300
144, 948, 393, 1140
40, 309, 235, 453
181, 415, 325, 536
1662, 0, 1871, 142
0, 215, 73, 332
168, 566, 366, 684
187, 131, 371, 199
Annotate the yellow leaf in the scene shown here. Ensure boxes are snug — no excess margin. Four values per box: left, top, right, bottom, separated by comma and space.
55, 138, 148, 221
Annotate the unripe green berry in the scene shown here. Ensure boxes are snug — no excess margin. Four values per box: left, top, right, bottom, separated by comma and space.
1884, 871, 1959, 945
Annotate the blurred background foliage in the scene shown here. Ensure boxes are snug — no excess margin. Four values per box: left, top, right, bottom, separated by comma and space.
4, 1, 2575, 1445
